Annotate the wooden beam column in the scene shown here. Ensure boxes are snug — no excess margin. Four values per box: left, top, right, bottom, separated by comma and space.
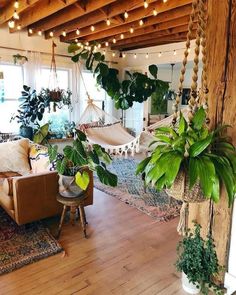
188, 0, 236, 277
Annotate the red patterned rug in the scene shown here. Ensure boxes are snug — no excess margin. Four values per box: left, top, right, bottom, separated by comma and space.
0, 208, 62, 275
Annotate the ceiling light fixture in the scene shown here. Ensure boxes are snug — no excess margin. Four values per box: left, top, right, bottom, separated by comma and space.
130, 27, 134, 33
49, 31, 54, 37
14, 0, 19, 9
124, 11, 129, 19
90, 25, 95, 32
76, 28, 80, 35
158, 52, 162, 57
62, 30, 66, 37
146, 53, 149, 59
17, 24, 21, 30
106, 18, 111, 26
113, 38, 116, 44
98, 43, 101, 48
153, 8, 158, 16
134, 53, 137, 59
13, 10, 19, 20
163, 0, 167, 3
122, 53, 126, 58
144, 0, 148, 8
105, 41, 109, 47
139, 19, 144, 26
8, 20, 15, 28
112, 52, 116, 57
120, 33, 124, 39
173, 50, 177, 55
38, 30, 42, 36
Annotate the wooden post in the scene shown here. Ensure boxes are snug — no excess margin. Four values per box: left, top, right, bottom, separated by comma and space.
188, 0, 236, 276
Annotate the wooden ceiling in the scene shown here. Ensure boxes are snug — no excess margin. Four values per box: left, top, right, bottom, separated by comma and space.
0, 0, 193, 51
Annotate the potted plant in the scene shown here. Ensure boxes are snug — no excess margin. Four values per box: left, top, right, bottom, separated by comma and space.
176, 222, 223, 295
48, 129, 117, 197
136, 107, 236, 206
39, 88, 72, 112
11, 85, 47, 139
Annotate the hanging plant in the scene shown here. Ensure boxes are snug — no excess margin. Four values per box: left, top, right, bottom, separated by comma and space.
68, 43, 169, 110
13, 54, 28, 65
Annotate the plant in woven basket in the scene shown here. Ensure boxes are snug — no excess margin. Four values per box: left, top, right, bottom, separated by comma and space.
136, 107, 236, 206
176, 222, 223, 295
48, 129, 117, 193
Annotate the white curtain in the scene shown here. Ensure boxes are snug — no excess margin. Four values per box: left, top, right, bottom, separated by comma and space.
71, 62, 81, 123
23, 51, 42, 90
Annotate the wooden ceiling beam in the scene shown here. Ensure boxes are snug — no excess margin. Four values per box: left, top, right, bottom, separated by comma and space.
106, 17, 196, 46
111, 30, 196, 51
110, 23, 195, 49
31, 0, 116, 34
47, 0, 159, 39
10, 0, 78, 32
0, 0, 40, 25
61, 0, 192, 42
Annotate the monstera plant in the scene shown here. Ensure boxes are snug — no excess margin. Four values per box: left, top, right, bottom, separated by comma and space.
68, 43, 169, 110
48, 130, 117, 197
136, 107, 236, 206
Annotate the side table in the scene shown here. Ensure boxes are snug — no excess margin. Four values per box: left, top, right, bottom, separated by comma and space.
57, 191, 88, 239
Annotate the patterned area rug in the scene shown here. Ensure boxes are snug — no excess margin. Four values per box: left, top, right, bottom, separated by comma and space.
94, 157, 181, 221
0, 208, 63, 275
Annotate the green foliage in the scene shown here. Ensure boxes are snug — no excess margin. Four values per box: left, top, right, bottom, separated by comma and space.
48, 130, 118, 190
33, 123, 50, 144
68, 43, 169, 110
136, 107, 236, 206
176, 222, 223, 295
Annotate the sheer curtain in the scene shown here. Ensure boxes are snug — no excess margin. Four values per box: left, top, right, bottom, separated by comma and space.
23, 51, 42, 90
71, 62, 81, 123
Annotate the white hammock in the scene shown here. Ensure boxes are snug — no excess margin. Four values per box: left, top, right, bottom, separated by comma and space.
77, 99, 140, 157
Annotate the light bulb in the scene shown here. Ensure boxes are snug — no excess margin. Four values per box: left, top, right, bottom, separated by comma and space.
80, 44, 84, 49
62, 30, 66, 37
120, 33, 124, 39
187, 48, 191, 53
106, 18, 111, 26
85, 41, 89, 46
144, 0, 148, 8
90, 25, 95, 32
103, 50, 106, 55
75, 39, 78, 43
105, 41, 109, 47
13, 10, 19, 20
139, 19, 144, 26
14, 0, 19, 9
122, 53, 126, 58
134, 53, 137, 59
28, 28, 33, 34
8, 20, 15, 28
163, 0, 167, 2
38, 30, 42, 36
49, 31, 54, 37
76, 28, 80, 35
17, 24, 21, 30
173, 50, 177, 55
158, 52, 162, 57
98, 43, 101, 48
112, 52, 116, 57
146, 53, 149, 59
113, 38, 116, 44
153, 8, 158, 16
124, 11, 129, 19
130, 27, 134, 33
88, 46, 91, 51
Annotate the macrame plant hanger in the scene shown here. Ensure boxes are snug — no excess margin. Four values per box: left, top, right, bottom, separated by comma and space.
171, 0, 210, 235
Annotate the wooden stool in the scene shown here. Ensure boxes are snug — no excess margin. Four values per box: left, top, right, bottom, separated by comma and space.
57, 192, 88, 239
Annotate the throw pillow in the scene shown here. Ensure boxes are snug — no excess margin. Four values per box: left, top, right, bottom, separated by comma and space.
29, 144, 56, 173
0, 139, 31, 175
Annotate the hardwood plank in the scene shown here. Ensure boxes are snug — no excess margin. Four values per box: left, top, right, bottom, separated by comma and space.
0, 189, 184, 294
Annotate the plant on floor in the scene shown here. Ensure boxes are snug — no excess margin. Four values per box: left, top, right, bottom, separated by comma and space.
10, 85, 47, 139
68, 43, 169, 110
176, 222, 223, 295
48, 129, 117, 191
136, 107, 236, 206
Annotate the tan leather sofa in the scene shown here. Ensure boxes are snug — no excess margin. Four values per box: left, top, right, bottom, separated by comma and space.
0, 169, 93, 226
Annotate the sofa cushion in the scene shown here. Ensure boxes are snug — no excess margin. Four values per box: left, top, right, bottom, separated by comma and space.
29, 144, 56, 174
0, 172, 20, 211
0, 139, 31, 175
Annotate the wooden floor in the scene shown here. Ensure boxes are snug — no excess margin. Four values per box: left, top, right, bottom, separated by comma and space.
0, 189, 187, 295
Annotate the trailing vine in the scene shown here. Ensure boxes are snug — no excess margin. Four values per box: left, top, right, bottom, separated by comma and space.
68, 43, 169, 110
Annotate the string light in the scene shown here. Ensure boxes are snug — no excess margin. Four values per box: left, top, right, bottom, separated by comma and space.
13, 10, 19, 20
130, 27, 134, 33
112, 52, 116, 57
85, 41, 89, 46
146, 53, 149, 59
139, 19, 144, 26
113, 38, 116, 44
90, 25, 95, 32
8, 20, 15, 28
14, 0, 19, 9
49, 31, 54, 37
88, 46, 91, 51
158, 52, 162, 57
75, 39, 78, 43
76, 28, 80, 35
98, 43, 101, 48
144, 0, 149, 8
62, 30, 67, 37
122, 53, 126, 58
105, 41, 109, 47
106, 18, 111, 26
17, 24, 21, 30
187, 48, 191, 53
124, 11, 129, 19
163, 0, 167, 2
38, 30, 42, 36
103, 50, 106, 55
28, 28, 33, 34
173, 50, 177, 55
134, 53, 137, 59
153, 8, 158, 16
120, 33, 124, 39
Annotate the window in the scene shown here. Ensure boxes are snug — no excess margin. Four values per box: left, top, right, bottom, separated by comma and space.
0, 64, 24, 132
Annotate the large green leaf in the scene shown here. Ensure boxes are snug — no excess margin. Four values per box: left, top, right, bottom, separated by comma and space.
179, 112, 187, 135
149, 65, 158, 79
211, 174, 220, 203
96, 166, 118, 187
76, 129, 87, 141
189, 134, 213, 157
198, 157, 215, 198
165, 152, 183, 187
189, 157, 199, 189
136, 156, 151, 175
192, 107, 206, 130
75, 171, 90, 190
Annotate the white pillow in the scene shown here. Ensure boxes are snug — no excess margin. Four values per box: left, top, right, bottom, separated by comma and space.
0, 139, 31, 175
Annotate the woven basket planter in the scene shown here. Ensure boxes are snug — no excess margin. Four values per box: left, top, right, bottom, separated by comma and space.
166, 170, 206, 203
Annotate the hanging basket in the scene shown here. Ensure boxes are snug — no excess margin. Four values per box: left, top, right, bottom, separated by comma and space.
49, 90, 62, 102
166, 170, 206, 203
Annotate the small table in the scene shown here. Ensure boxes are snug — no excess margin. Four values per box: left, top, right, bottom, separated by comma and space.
57, 192, 88, 239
